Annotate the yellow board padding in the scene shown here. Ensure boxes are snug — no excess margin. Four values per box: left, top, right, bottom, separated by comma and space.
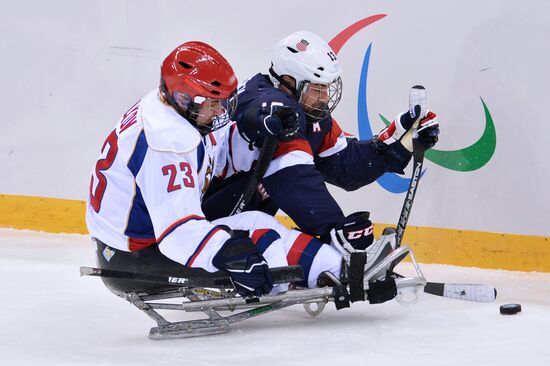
1, 194, 549, 272
275, 216, 550, 273
0, 194, 88, 234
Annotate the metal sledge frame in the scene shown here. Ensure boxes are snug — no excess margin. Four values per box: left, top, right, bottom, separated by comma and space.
114, 285, 336, 339
108, 244, 426, 339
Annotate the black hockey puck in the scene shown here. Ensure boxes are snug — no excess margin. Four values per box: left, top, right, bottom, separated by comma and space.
499, 304, 522, 315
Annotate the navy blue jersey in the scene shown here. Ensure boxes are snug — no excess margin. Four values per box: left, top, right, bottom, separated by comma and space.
214, 73, 412, 237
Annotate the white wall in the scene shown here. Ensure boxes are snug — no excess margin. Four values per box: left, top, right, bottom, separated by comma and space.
1, 0, 549, 236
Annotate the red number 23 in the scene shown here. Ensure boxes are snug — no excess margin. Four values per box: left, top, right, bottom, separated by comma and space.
162, 162, 195, 192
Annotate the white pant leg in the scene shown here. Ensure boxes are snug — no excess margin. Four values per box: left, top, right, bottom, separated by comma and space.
280, 230, 342, 288
214, 212, 342, 288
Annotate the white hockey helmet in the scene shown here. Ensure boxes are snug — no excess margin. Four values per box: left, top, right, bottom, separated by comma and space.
269, 31, 342, 122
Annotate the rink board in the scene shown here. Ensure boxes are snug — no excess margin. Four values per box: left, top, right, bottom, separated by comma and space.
1, 194, 548, 273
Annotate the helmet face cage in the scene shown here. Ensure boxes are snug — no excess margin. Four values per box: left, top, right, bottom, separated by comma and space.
297, 77, 343, 123
196, 94, 238, 134
173, 91, 237, 134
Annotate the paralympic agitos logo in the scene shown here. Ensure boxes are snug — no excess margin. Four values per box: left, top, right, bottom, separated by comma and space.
329, 15, 497, 193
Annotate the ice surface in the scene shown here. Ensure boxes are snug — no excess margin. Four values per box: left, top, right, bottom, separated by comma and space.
1, 229, 549, 366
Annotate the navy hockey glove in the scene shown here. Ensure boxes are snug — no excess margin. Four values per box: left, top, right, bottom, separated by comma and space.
238, 103, 299, 146
213, 230, 273, 297
333, 211, 374, 252
259, 103, 299, 142
416, 111, 439, 149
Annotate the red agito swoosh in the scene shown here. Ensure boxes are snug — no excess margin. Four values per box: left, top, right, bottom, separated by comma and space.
328, 14, 387, 53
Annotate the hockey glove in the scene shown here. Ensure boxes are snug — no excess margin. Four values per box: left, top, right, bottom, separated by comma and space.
416, 111, 439, 149
367, 277, 397, 304
212, 230, 273, 297
238, 103, 299, 146
259, 103, 299, 142
376, 105, 424, 149
331, 211, 374, 253
377, 106, 440, 151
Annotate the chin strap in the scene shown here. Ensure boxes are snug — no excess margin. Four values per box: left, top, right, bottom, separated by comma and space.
268, 66, 298, 97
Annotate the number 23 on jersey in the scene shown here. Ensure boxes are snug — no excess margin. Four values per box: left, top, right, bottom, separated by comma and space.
162, 162, 195, 192
90, 129, 196, 213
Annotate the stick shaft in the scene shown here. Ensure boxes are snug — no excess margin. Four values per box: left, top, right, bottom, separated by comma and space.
230, 136, 278, 215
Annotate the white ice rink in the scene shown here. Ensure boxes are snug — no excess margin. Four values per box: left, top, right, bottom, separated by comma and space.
1, 228, 549, 366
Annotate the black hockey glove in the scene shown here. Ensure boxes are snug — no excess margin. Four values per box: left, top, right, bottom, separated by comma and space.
333, 211, 374, 252
212, 230, 273, 297
367, 277, 397, 304
259, 104, 299, 142
238, 103, 299, 147
416, 111, 439, 149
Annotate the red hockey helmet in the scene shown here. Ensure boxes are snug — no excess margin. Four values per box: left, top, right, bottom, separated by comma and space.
160, 41, 238, 133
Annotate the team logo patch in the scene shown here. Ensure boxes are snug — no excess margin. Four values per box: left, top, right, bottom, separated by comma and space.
102, 246, 116, 262
296, 39, 309, 52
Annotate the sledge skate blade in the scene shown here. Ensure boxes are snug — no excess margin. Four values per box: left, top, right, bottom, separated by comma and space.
149, 319, 231, 340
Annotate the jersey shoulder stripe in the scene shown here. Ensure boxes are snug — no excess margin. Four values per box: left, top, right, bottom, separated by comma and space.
317, 119, 348, 157
274, 138, 313, 158
127, 130, 148, 176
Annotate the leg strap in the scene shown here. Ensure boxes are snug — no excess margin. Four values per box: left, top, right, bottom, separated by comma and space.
317, 271, 350, 310
349, 252, 366, 302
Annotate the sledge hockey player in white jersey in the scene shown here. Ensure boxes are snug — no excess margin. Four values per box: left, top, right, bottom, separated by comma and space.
85, 41, 369, 299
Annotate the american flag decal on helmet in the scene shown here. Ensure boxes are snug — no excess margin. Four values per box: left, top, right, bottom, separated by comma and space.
296, 39, 309, 52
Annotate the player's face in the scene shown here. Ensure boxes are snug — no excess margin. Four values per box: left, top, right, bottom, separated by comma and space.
299, 83, 329, 113
194, 98, 225, 126
279, 75, 341, 122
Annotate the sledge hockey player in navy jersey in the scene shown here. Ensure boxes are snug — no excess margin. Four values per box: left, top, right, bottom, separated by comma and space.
202, 31, 440, 272
85, 41, 373, 300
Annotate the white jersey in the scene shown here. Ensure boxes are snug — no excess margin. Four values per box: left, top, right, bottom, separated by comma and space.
87, 89, 342, 284
86, 90, 253, 272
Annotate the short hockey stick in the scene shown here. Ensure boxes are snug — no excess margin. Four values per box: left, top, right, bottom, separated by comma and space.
389, 144, 497, 303
423, 281, 497, 303
395, 139, 426, 248
387, 87, 497, 302
230, 135, 278, 215
387, 86, 427, 275
395, 85, 427, 248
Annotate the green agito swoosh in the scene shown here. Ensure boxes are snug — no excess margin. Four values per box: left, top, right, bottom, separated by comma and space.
380, 97, 496, 171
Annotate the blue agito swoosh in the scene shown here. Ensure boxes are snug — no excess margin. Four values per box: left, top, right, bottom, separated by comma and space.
357, 43, 412, 193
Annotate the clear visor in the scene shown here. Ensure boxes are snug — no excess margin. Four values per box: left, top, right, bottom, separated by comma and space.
298, 78, 342, 123
173, 92, 237, 133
